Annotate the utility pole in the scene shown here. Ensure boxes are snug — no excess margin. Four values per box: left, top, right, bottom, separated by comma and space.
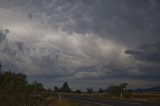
0, 62, 2, 72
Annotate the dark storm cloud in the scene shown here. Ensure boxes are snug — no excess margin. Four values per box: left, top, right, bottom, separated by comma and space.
0, 28, 9, 42
0, 0, 160, 88
1, 0, 160, 43
125, 50, 142, 56
125, 41, 160, 63
28, 0, 160, 44
139, 41, 160, 50
125, 42, 160, 81
16, 42, 25, 51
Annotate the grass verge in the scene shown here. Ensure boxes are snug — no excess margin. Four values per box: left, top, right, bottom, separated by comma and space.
41, 96, 79, 106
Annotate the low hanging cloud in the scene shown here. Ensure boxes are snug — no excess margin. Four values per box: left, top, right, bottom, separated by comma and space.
125, 42, 160, 64
125, 42, 160, 81
75, 71, 106, 79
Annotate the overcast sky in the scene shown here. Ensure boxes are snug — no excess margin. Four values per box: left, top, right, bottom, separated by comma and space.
0, 0, 160, 90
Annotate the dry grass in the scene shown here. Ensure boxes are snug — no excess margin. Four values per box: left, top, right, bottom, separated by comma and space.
129, 93, 160, 103
41, 96, 78, 106
132, 93, 160, 98
71, 92, 160, 103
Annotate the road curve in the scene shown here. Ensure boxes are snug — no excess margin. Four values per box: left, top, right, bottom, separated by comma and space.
63, 95, 160, 106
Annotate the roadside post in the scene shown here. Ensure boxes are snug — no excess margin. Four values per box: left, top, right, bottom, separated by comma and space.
120, 83, 128, 100
58, 93, 61, 102
120, 91, 123, 100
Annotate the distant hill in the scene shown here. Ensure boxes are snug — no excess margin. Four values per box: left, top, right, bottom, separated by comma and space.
134, 86, 160, 93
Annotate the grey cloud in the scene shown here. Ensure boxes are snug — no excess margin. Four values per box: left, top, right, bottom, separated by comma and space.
1, 0, 160, 44
74, 63, 130, 80
75, 71, 106, 79
138, 41, 160, 50
125, 42, 160, 63
125, 50, 142, 56
16, 42, 25, 51
37, 0, 160, 45
124, 42, 160, 81
0, 0, 160, 88
127, 65, 160, 81
0, 28, 9, 42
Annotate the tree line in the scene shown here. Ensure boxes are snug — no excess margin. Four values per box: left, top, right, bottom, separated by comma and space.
53, 82, 130, 98
0, 63, 46, 106
0, 62, 131, 105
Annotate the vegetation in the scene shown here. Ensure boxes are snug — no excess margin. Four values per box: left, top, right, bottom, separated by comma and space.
98, 88, 104, 93
42, 96, 79, 106
130, 93, 160, 103
107, 85, 123, 97
53, 82, 72, 93
0, 70, 46, 106
59, 81, 72, 93
54, 86, 59, 92
75, 89, 82, 94
106, 83, 128, 99
87, 88, 94, 93
0, 62, 159, 105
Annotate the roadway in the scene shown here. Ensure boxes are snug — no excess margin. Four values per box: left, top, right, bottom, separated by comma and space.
63, 95, 160, 106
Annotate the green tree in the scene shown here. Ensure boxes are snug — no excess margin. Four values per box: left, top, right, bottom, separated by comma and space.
107, 85, 122, 97
0, 71, 46, 106
75, 89, 81, 94
32, 81, 44, 91
107, 83, 129, 99
98, 88, 104, 93
54, 86, 59, 92
87, 88, 94, 93
60, 81, 71, 92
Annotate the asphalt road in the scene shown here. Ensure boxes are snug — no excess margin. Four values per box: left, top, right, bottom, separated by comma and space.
63, 95, 160, 106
